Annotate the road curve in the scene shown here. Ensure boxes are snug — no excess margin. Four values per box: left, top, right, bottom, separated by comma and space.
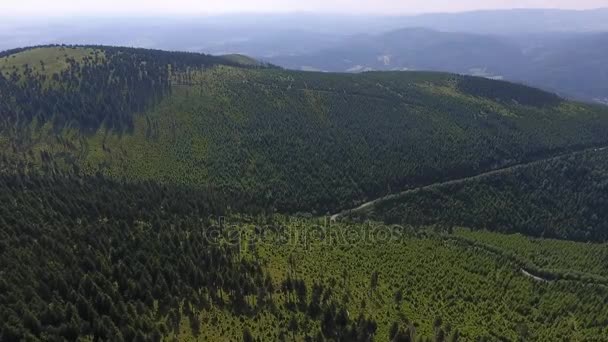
331, 144, 608, 221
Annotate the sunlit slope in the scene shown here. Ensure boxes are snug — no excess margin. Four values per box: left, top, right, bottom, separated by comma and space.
0, 46, 102, 78
3, 46, 608, 213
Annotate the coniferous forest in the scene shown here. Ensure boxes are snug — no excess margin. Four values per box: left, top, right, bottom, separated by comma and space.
2, 45, 608, 341
347, 148, 608, 241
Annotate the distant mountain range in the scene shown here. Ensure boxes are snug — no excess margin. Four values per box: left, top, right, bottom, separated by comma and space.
3, 9, 608, 51
383, 8, 608, 34
268, 29, 608, 103
1, 9, 608, 102
269, 28, 525, 75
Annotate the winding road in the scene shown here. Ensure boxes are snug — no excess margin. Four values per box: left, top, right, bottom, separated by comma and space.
331, 144, 608, 221
521, 269, 549, 282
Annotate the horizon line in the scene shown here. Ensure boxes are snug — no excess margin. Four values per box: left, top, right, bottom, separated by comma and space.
2, 7, 607, 19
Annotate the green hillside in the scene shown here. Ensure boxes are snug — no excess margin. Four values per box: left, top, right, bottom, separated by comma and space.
0, 46, 100, 78
3, 45, 608, 341
346, 147, 608, 241
3, 46, 608, 214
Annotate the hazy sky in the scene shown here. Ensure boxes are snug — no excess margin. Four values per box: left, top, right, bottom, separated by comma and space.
3, 0, 607, 16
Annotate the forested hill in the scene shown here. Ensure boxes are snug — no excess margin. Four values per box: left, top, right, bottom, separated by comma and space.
0, 45, 262, 133
3, 45, 608, 214
5, 45, 608, 341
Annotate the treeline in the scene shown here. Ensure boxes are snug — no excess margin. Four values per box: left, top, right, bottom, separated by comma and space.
457, 75, 563, 107
0, 47, 35, 58
348, 149, 608, 242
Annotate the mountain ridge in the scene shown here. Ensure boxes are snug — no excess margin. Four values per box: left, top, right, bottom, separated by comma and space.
268, 28, 608, 104
3, 45, 608, 215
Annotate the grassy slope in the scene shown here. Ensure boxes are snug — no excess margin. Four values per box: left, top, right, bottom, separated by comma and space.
4, 47, 608, 213
0, 46, 102, 78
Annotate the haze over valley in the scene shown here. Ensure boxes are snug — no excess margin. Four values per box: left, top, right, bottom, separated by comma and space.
3, 9, 608, 103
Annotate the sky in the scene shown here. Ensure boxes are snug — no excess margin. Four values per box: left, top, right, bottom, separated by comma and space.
2, 0, 607, 16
